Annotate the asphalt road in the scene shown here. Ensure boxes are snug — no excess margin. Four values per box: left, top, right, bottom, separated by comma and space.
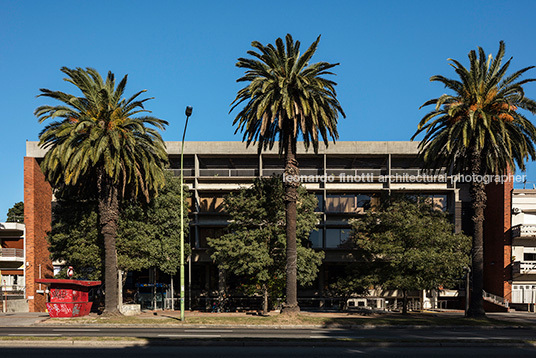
0, 325, 535, 342
1, 345, 536, 358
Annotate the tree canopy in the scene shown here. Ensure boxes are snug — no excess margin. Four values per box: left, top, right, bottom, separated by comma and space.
48, 171, 190, 281
412, 42, 536, 318
336, 198, 471, 314
6, 201, 24, 223
207, 177, 324, 314
36, 67, 169, 314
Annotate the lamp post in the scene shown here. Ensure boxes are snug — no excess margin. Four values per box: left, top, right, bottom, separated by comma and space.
464, 266, 471, 317
180, 105, 193, 321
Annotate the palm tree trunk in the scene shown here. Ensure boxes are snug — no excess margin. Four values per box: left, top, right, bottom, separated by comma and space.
282, 136, 300, 314
467, 151, 487, 318
98, 168, 120, 315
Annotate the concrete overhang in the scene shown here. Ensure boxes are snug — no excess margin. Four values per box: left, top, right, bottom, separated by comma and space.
0, 222, 25, 236
27, 140, 422, 157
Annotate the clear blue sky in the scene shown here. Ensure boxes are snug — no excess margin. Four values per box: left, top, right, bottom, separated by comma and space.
2, 0, 536, 221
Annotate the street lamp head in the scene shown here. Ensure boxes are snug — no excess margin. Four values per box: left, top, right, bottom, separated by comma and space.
185, 106, 193, 117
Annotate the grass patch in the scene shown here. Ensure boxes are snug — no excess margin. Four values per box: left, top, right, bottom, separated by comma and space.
41, 312, 526, 327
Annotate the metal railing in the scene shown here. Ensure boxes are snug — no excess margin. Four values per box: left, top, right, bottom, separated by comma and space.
482, 290, 509, 308
518, 262, 536, 273
0, 248, 24, 259
512, 224, 536, 238
168, 168, 194, 177
199, 168, 258, 177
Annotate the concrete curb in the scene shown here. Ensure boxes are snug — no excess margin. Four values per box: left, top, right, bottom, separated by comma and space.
30, 322, 536, 330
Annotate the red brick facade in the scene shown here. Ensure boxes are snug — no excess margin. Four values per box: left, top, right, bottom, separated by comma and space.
483, 179, 513, 303
23, 157, 53, 312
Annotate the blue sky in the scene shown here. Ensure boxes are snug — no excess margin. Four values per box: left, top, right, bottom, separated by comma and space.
1, 0, 536, 220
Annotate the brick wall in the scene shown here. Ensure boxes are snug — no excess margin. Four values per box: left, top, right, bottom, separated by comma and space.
483, 178, 513, 301
24, 157, 53, 312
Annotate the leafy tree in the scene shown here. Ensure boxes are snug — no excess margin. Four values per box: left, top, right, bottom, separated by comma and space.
36, 67, 168, 314
231, 34, 345, 313
341, 198, 471, 314
412, 42, 536, 317
48, 171, 190, 281
6, 202, 24, 223
207, 177, 324, 314
119, 170, 191, 277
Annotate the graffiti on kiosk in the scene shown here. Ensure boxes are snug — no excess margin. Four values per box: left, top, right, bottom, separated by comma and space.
51, 289, 71, 301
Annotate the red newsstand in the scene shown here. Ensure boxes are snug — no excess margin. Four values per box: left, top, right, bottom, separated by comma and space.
35, 279, 101, 318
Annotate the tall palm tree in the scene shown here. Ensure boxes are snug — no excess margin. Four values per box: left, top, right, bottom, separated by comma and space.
36, 67, 168, 314
412, 42, 536, 318
231, 34, 345, 313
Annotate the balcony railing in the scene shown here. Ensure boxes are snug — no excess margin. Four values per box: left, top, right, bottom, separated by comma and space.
199, 169, 258, 177
167, 168, 195, 177
482, 290, 509, 308
512, 261, 536, 274
0, 248, 24, 260
512, 224, 536, 238
325, 168, 384, 177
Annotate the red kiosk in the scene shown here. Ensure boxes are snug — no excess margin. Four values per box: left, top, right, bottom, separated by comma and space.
35, 278, 101, 317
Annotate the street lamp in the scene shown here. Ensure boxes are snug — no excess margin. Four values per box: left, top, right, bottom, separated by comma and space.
180, 105, 193, 321
464, 266, 471, 317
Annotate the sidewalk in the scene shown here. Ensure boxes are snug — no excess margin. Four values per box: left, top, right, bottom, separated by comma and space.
0, 312, 49, 326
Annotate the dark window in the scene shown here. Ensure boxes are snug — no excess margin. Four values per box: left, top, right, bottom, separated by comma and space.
308, 229, 323, 248
325, 228, 352, 248
524, 253, 536, 261
315, 194, 324, 212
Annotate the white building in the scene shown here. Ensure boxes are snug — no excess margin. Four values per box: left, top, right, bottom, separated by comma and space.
511, 189, 536, 309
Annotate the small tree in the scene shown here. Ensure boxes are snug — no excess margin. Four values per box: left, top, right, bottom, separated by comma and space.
207, 177, 324, 314
6, 202, 24, 223
345, 198, 471, 314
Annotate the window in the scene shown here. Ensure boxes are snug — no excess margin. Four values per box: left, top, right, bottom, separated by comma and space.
524, 253, 536, 261
326, 194, 371, 213
308, 229, 323, 248
325, 228, 352, 248
315, 194, 324, 212
198, 194, 226, 212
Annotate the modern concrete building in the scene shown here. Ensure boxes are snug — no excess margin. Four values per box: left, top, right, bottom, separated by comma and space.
23, 141, 513, 311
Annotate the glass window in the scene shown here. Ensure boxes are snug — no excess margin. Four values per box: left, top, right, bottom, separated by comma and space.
308, 229, 323, 248
326, 194, 371, 213
426, 195, 447, 212
325, 228, 352, 248
198, 195, 226, 212
315, 194, 324, 212
524, 253, 536, 261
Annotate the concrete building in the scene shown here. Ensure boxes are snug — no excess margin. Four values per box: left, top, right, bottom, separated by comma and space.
23, 141, 513, 311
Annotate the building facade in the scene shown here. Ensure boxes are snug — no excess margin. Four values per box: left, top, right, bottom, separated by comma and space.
511, 189, 536, 309
0, 222, 26, 312
23, 141, 513, 310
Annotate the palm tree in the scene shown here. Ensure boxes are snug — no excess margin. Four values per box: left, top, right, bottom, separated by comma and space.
36, 67, 169, 314
231, 34, 345, 313
412, 42, 536, 318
